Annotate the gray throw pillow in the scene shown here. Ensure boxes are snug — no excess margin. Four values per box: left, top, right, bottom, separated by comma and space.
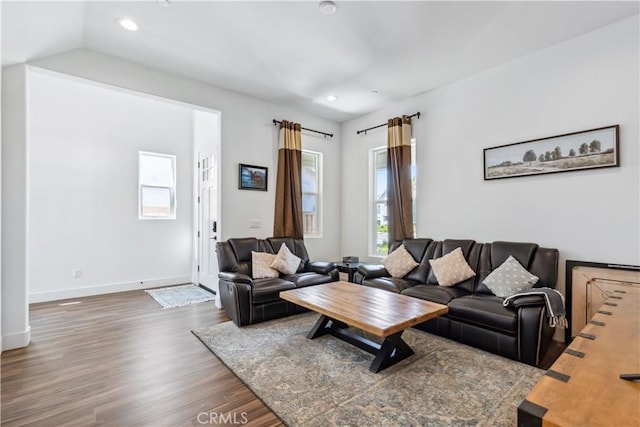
482, 255, 539, 298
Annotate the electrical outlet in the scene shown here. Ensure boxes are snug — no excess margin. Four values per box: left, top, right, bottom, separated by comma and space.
73, 269, 82, 278
249, 220, 261, 228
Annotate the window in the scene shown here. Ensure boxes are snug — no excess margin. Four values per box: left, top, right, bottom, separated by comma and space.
370, 144, 416, 256
302, 150, 322, 237
139, 151, 176, 219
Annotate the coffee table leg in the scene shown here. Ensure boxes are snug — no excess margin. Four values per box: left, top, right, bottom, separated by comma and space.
307, 315, 332, 339
369, 331, 415, 373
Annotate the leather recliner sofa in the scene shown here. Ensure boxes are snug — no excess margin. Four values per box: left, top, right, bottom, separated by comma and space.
356, 238, 559, 367
217, 237, 339, 326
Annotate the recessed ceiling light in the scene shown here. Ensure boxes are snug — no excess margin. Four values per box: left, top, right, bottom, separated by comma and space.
118, 18, 138, 32
319, 1, 337, 15
158, 0, 171, 7
326, 95, 337, 102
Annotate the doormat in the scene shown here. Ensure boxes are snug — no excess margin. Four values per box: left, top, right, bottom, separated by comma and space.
145, 284, 215, 309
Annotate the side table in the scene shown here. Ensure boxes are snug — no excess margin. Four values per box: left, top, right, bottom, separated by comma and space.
333, 262, 371, 283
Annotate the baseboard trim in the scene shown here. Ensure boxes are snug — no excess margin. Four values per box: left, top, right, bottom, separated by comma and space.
29, 276, 192, 304
2, 326, 31, 351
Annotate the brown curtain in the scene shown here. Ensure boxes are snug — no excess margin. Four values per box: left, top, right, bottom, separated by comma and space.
273, 120, 304, 239
387, 115, 414, 241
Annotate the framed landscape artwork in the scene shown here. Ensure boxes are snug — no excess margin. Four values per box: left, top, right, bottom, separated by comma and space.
484, 125, 619, 180
238, 163, 268, 191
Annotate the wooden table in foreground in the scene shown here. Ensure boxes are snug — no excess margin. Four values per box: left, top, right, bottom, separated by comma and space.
280, 281, 448, 373
519, 284, 640, 426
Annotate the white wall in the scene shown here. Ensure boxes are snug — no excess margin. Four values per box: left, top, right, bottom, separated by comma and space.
30, 49, 342, 262
27, 70, 195, 302
341, 16, 640, 296
2, 64, 31, 349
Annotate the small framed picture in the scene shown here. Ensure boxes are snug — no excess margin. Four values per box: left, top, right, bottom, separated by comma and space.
238, 164, 268, 191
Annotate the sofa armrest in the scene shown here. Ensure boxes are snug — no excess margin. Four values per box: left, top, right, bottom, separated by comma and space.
219, 280, 252, 326
218, 272, 253, 285
307, 261, 337, 275
518, 305, 554, 366
358, 264, 389, 280
505, 295, 546, 309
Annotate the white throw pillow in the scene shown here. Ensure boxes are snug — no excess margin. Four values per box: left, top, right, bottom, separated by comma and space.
482, 255, 539, 298
271, 244, 302, 275
251, 251, 279, 279
383, 244, 419, 278
428, 247, 476, 287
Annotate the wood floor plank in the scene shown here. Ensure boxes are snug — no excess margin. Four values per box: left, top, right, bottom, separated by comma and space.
1, 289, 284, 427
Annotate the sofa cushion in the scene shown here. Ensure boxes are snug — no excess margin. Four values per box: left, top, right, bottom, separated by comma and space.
428, 247, 476, 287
251, 278, 296, 304
251, 251, 279, 279
283, 272, 335, 288
227, 238, 262, 276
361, 277, 418, 294
491, 241, 538, 270
383, 244, 419, 278
271, 244, 302, 275
401, 239, 433, 283
483, 255, 539, 298
401, 284, 470, 305
447, 295, 517, 335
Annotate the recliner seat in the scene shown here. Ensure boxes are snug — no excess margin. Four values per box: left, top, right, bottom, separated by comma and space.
217, 237, 338, 326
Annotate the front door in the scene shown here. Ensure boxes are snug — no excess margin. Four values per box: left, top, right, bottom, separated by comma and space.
198, 154, 219, 300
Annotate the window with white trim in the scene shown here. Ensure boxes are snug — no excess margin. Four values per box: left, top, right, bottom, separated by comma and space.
302, 150, 322, 237
139, 151, 176, 219
370, 144, 416, 256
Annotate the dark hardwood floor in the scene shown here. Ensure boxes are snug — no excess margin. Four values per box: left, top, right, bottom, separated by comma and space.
1, 289, 284, 427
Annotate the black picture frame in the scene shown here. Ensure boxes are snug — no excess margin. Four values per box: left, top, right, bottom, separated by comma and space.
484, 124, 619, 180
564, 260, 639, 344
238, 163, 268, 191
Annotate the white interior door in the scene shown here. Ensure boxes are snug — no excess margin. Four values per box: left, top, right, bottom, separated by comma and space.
198, 154, 219, 293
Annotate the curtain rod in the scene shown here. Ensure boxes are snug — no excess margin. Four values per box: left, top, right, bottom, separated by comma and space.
272, 119, 333, 138
356, 112, 421, 135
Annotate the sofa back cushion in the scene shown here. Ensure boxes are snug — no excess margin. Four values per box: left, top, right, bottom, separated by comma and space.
227, 237, 263, 276
399, 238, 433, 283
475, 241, 546, 294
528, 247, 559, 289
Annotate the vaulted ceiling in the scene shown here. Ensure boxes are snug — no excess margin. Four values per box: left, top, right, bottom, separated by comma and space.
2, 1, 638, 122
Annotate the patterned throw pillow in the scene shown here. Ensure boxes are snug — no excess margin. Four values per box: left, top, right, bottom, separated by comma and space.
251, 251, 279, 279
271, 244, 302, 275
383, 244, 419, 278
482, 255, 539, 298
428, 247, 476, 287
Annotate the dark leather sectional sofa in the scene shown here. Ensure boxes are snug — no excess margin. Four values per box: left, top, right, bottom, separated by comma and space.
216, 237, 338, 326
356, 238, 559, 367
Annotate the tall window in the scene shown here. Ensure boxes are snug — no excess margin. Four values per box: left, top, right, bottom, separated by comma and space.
371, 144, 416, 255
139, 151, 176, 219
302, 150, 322, 237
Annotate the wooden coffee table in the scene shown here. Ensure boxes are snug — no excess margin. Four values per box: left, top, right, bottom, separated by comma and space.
280, 281, 448, 373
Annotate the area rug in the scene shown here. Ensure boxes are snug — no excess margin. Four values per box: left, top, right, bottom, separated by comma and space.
192, 313, 543, 426
145, 284, 215, 308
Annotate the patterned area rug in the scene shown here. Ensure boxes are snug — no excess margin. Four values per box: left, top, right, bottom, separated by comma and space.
145, 284, 215, 309
192, 313, 543, 426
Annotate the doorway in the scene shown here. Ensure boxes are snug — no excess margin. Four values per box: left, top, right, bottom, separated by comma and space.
193, 110, 221, 307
